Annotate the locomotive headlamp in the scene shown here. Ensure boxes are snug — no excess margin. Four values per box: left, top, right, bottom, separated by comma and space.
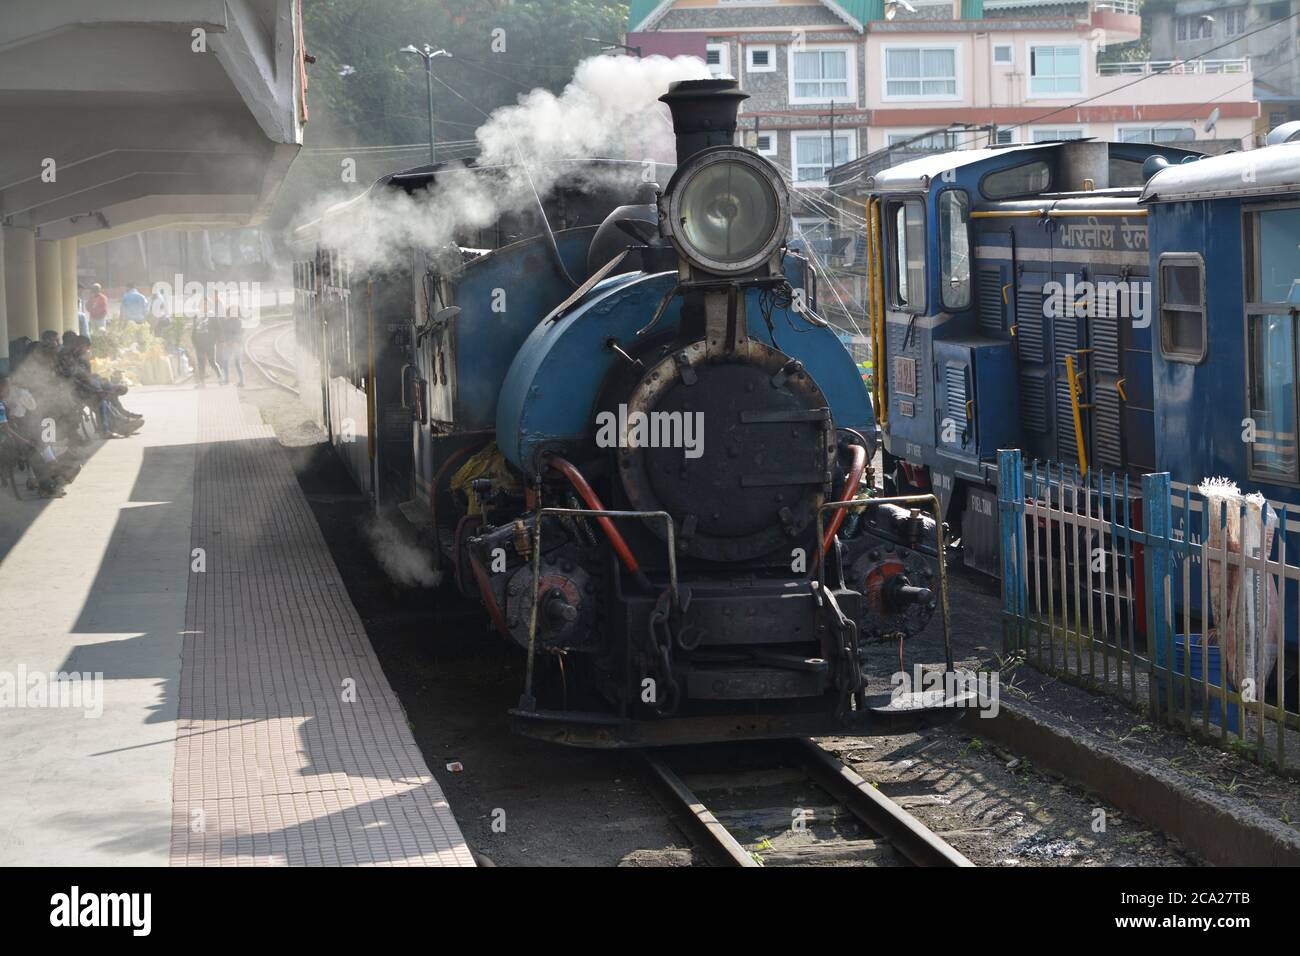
660, 147, 790, 278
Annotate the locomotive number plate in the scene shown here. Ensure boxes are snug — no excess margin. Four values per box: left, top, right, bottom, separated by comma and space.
894, 356, 917, 396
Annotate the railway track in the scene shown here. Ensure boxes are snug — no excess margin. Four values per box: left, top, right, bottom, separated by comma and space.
640, 738, 974, 867
244, 319, 299, 395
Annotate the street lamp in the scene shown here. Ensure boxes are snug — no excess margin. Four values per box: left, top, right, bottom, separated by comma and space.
583, 37, 642, 57
400, 43, 452, 166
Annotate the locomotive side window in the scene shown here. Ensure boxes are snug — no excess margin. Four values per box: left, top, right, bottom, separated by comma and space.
980, 161, 1051, 200
1245, 205, 1300, 482
889, 199, 926, 312
1157, 253, 1206, 363
938, 190, 971, 311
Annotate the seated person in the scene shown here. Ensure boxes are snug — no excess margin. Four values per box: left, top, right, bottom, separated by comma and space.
0, 376, 65, 498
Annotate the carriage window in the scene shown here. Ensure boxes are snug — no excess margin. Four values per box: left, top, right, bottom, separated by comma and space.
1248, 314, 1298, 481
890, 199, 926, 312
1245, 207, 1300, 481
981, 161, 1051, 199
1248, 207, 1300, 305
939, 190, 971, 311
1158, 254, 1206, 363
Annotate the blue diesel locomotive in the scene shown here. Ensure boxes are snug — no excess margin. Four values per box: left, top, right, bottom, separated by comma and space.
866, 130, 1300, 578
292, 79, 949, 747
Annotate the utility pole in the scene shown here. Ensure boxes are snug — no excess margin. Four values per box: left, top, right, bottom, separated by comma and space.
400, 44, 452, 166
827, 101, 837, 166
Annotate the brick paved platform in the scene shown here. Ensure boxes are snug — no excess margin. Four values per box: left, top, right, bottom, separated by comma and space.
0, 385, 473, 866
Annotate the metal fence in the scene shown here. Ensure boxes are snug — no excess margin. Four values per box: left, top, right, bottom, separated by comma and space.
997, 449, 1299, 770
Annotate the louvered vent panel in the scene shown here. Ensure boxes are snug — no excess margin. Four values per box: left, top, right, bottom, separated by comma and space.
945, 363, 969, 433
1091, 277, 1122, 374
1020, 373, 1049, 434
1016, 286, 1044, 360
1094, 386, 1124, 469
1057, 378, 1080, 463
978, 270, 1004, 335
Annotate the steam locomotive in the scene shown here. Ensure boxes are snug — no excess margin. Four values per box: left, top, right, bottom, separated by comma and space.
292, 79, 950, 746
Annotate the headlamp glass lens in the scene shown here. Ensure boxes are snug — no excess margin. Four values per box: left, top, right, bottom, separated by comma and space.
678, 160, 779, 267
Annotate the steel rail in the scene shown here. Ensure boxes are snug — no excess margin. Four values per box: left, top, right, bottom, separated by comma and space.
639, 752, 758, 867
641, 740, 973, 868
787, 738, 974, 867
243, 321, 299, 395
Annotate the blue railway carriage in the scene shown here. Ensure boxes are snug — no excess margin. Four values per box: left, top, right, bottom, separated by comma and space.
865, 136, 1300, 577
1140, 140, 1300, 533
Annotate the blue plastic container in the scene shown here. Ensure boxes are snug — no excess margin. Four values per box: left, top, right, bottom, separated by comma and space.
1155, 633, 1240, 732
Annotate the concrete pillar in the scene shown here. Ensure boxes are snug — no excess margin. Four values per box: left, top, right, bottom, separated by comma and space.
0, 229, 8, 374
3, 226, 38, 344
35, 238, 64, 339
60, 239, 79, 334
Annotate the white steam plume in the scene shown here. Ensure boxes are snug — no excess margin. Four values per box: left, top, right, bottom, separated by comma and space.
362, 516, 442, 588
303, 55, 709, 273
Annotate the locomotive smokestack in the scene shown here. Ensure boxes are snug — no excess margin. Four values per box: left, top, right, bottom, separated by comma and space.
659, 78, 749, 166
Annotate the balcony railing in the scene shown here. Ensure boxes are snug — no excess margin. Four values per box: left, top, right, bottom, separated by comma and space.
1098, 57, 1251, 76
1093, 0, 1141, 14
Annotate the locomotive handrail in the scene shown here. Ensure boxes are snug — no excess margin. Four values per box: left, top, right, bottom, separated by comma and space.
969, 208, 1148, 219
814, 493, 953, 672
519, 505, 678, 713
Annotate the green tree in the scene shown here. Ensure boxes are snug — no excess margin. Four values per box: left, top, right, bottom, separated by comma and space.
272, 0, 629, 225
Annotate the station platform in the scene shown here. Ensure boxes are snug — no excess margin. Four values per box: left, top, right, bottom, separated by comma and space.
0, 385, 474, 866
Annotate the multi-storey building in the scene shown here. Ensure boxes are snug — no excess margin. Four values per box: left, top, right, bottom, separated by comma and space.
628, 0, 1260, 336
1147, 0, 1299, 131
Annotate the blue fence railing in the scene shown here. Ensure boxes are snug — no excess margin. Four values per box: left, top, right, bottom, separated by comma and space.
996, 448, 1298, 769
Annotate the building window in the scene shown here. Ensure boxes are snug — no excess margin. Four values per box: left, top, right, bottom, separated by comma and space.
747, 45, 776, 72
889, 199, 926, 311
789, 45, 853, 103
791, 130, 854, 184
753, 131, 777, 156
1158, 253, 1207, 363
1031, 127, 1085, 142
995, 128, 1016, 144
1028, 45, 1082, 95
1225, 7, 1248, 35
1175, 14, 1214, 40
1119, 126, 1196, 143
1269, 2, 1289, 21
993, 44, 1013, 65
883, 46, 959, 99
706, 43, 730, 78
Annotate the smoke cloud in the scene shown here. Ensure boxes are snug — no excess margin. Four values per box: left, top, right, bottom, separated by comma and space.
302, 54, 709, 272
362, 517, 442, 589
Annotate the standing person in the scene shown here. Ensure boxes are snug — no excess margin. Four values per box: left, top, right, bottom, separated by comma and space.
191, 314, 217, 388
87, 283, 109, 331
120, 284, 148, 324
147, 285, 168, 333
77, 292, 90, 338
216, 302, 246, 388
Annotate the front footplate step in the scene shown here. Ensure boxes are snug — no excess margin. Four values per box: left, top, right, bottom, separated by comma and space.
859, 688, 978, 734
